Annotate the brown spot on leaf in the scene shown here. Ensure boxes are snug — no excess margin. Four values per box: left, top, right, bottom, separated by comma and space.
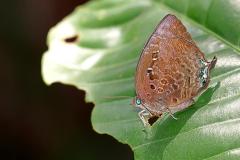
64, 35, 79, 43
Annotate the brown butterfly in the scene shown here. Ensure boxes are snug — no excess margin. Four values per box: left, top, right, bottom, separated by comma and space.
132, 14, 217, 126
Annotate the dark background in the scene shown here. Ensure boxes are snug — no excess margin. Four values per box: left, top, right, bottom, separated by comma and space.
0, 0, 133, 159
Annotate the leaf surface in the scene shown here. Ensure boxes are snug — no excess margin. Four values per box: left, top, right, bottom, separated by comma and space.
42, 0, 240, 159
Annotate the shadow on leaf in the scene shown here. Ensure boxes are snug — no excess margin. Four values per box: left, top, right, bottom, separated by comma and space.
134, 82, 220, 158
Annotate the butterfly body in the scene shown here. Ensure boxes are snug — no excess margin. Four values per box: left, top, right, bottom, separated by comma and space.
134, 14, 217, 126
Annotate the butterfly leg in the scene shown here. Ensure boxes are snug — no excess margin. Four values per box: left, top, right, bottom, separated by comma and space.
166, 107, 178, 120
138, 109, 152, 126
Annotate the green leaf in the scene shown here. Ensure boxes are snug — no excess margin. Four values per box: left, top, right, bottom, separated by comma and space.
41, 0, 240, 159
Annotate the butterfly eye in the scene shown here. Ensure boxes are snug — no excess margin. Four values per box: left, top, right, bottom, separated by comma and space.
136, 98, 141, 105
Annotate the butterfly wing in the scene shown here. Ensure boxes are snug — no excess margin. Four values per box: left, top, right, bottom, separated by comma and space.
135, 14, 208, 114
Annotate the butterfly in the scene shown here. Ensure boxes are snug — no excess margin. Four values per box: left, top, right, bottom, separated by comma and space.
132, 14, 217, 126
